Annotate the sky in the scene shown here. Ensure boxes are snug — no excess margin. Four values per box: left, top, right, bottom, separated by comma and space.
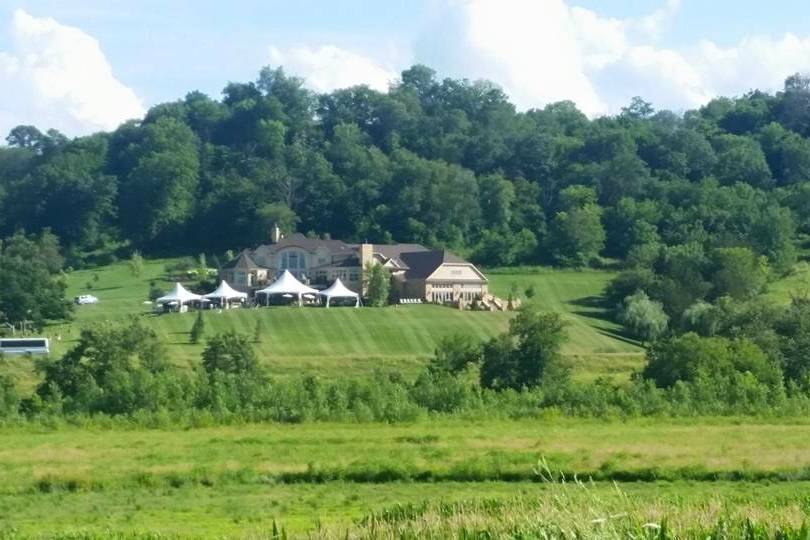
2, 0, 810, 137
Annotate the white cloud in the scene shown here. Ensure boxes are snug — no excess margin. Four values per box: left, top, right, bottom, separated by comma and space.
695, 34, 810, 97
0, 9, 144, 138
263, 0, 810, 117
268, 44, 398, 93
410, 0, 810, 116
632, 0, 681, 40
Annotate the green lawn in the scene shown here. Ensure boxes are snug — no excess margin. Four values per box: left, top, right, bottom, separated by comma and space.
34, 259, 642, 381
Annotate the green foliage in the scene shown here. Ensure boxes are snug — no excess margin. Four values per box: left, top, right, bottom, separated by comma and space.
428, 334, 481, 375
480, 309, 569, 390
644, 333, 781, 389
190, 310, 205, 344
253, 318, 263, 344
365, 263, 390, 307
550, 187, 605, 266
34, 320, 170, 414
0, 231, 71, 327
710, 247, 769, 300
201, 331, 259, 376
128, 250, 144, 277
618, 290, 668, 343
0, 64, 804, 282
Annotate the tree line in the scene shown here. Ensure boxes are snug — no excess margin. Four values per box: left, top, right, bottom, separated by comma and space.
0, 306, 808, 425
0, 66, 808, 273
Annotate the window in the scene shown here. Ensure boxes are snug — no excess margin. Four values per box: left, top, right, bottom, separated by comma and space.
281, 250, 308, 271
349, 272, 359, 282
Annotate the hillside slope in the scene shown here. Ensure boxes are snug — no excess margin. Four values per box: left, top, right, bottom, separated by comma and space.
18, 259, 645, 382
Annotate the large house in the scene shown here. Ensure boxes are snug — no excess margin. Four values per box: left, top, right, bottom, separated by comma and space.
222, 229, 489, 304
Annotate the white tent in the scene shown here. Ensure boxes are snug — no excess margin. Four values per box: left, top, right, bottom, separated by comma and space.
156, 283, 202, 310
203, 280, 247, 307
256, 270, 318, 306
317, 278, 360, 308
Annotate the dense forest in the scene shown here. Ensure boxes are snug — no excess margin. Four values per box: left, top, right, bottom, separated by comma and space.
1, 65, 809, 270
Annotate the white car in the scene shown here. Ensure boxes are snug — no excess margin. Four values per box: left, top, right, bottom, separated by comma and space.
74, 294, 99, 305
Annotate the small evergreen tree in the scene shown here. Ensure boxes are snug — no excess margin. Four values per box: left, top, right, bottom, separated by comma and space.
253, 318, 263, 344
190, 310, 205, 344
129, 251, 144, 278
365, 264, 390, 307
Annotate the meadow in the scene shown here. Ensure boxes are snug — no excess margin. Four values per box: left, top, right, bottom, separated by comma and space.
1, 418, 809, 537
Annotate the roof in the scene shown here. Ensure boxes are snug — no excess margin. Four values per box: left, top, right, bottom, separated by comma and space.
203, 280, 248, 300
311, 255, 360, 269
400, 250, 479, 280
318, 278, 359, 298
256, 270, 318, 296
257, 233, 354, 255
157, 283, 202, 304
222, 250, 261, 271
370, 243, 429, 269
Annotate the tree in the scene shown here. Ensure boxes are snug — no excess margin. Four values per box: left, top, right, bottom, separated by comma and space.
480, 309, 568, 390
713, 134, 773, 188
428, 334, 481, 375
643, 333, 780, 388
129, 251, 144, 277
776, 297, 810, 388
618, 290, 668, 344
549, 199, 605, 267
6, 125, 46, 151
709, 247, 769, 300
117, 117, 200, 247
0, 232, 71, 327
36, 320, 167, 413
365, 264, 390, 307
201, 331, 259, 376
253, 319, 264, 344
190, 310, 205, 344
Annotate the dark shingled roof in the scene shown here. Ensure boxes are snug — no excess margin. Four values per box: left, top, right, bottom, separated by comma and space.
222, 250, 261, 271
400, 250, 473, 280
370, 243, 428, 269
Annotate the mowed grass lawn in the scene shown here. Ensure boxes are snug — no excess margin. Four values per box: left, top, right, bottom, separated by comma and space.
1, 419, 809, 535
32, 258, 643, 380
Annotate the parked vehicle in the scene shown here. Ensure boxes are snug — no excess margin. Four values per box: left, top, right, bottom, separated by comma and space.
0, 338, 49, 355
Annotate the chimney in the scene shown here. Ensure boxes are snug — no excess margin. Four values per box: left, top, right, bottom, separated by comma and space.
360, 243, 374, 269
271, 223, 283, 243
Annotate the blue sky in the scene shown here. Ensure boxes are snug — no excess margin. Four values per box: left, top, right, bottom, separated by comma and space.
2, 1, 810, 136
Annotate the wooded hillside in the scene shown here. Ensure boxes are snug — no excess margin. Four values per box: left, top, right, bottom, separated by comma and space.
1, 66, 808, 272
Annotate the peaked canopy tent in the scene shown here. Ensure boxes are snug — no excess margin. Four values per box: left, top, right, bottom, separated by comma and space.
256, 270, 318, 306
156, 283, 203, 312
318, 278, 360, 307
203, 280, 248, 308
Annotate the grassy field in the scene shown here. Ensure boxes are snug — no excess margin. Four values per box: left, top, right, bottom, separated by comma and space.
0, 418, 809, 536
34, 258, 643, 380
